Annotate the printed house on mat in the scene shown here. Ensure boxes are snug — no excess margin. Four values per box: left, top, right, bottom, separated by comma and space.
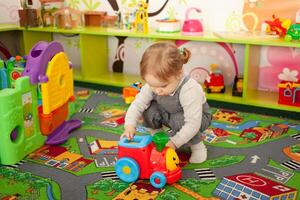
29, 145, 93, 172
213, 173, 297, 200
204, 128, 230, 143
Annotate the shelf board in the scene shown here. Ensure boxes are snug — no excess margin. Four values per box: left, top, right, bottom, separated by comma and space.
16, 26, 300, 48
0, 24, 19, 32
246, 89, 300, 113
74, 72, 141, 88
206, 87, 244, 104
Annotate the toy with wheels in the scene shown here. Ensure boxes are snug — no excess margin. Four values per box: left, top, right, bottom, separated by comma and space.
204, 64, 225, 93
115, 132, 182, 188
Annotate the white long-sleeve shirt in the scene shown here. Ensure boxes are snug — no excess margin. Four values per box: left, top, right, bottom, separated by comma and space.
125, 78, 207, 148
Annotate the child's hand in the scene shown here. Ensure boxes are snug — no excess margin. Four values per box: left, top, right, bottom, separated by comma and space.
166, 140, 176, 149
121, 125, 136, 140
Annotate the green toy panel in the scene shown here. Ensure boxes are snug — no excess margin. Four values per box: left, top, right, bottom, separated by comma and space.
0, 77, 45, 165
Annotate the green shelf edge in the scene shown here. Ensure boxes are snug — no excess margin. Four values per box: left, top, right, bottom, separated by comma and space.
0, 25, 298, 47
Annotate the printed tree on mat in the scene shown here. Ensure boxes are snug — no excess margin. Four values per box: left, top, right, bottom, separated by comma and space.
157, 191, 180, 200
242, 132, 257, 141
91, 179, 128, 196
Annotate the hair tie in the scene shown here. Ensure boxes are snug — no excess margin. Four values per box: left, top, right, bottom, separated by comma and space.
179, 47, 184, 55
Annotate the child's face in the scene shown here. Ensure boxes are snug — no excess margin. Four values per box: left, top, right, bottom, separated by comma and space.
145, 74, 182, 96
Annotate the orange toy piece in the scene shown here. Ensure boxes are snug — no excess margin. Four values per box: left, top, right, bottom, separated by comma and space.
123, 82, 142, 104
76, 90, 89, 97
15, 55, 22, 61
38, 102, 68, 135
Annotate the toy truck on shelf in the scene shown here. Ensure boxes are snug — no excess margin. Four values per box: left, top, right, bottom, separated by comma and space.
115, 132, 182, 188
204, 64, 225, 93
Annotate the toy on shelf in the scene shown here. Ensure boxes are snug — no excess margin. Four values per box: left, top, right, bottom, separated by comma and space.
53, 7, 84, 29
284, 10, 300, 41
123, 81, 142, 104
264, 15, 291, 37
118, 4, 136, 30
134, 0, 148, 33
115, 132, 182, 188
232, 75, 244, 97
102, 15, 118, 28
84, 11, 106, 27
156, 19, 181, 33
18, 0, 39, 27
284, 23, 300, 41
182, 7, 203, 36
40, 0, 65, 27
204, 64, 225, 93
278, 68, 300, 106
278, 68, 300, 107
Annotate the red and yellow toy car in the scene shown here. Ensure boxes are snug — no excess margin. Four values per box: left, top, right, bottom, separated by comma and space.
115, 132, 182, 188
204, 64, 225, 93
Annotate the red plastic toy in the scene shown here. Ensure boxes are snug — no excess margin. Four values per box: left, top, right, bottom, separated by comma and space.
204, 64, 225, 93
264, 15, 291, 37
115, 132, 182, 188
278, 81, 300, 107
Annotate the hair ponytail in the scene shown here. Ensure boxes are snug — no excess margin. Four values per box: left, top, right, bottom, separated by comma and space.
181, 48, 191, 64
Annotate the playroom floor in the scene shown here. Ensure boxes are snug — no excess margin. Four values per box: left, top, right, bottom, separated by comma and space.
0, 87, 300, 200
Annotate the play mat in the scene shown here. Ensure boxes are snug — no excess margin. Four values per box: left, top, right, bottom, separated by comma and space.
0, 87, 299, 200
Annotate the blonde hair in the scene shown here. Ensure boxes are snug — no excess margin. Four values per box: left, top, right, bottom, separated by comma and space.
140, 42, 191, 82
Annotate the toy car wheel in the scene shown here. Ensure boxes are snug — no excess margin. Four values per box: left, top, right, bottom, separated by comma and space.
284, 35, 292, 42
115, 157, 140, 183
207, 88, 211, 93
150, 172, 167, 188
221, 87, 225, 93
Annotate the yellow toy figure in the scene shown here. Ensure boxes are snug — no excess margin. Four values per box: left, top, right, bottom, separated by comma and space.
134, 0, 148, 33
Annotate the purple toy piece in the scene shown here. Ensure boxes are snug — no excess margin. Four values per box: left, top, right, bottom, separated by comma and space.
22, 41, 64, 84
45, 119, 81, 145
10, 128, 18, 142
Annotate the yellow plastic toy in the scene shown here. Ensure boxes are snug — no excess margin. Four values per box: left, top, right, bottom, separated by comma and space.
134, 0, 148, 33
41, 52, 74, 115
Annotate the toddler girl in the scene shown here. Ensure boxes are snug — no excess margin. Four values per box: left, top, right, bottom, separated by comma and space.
121, 42, 212, 163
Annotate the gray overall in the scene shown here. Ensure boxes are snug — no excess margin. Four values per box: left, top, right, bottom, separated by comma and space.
143, 76, 212, 147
